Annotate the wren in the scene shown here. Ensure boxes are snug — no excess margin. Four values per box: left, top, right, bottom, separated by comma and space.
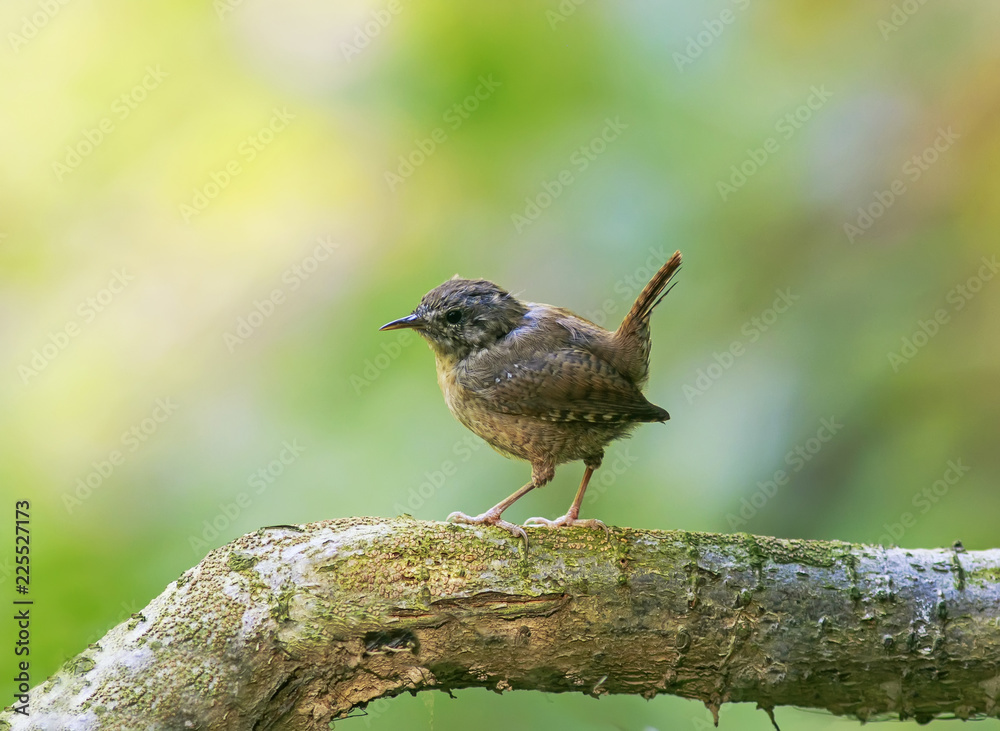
380, 250, 681, 541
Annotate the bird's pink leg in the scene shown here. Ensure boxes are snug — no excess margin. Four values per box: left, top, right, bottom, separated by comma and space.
524, 465, 610, 535
447, 481, 535, 542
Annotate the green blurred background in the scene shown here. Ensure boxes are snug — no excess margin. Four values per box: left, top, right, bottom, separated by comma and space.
2, 0, 999, 728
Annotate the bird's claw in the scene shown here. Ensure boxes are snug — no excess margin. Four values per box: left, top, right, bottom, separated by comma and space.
447, 511, 528, 544
523, 515, 611, 538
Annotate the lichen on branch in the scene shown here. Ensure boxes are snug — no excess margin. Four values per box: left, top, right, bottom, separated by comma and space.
5, 517, 999, 730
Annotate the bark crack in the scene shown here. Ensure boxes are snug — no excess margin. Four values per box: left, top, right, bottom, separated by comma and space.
4, 517, 999, 730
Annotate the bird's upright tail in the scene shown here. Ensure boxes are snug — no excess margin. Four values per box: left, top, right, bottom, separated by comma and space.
615, 250, 682, 343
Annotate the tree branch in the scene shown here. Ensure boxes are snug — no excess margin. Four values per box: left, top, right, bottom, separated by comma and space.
6, 517, 1000, 729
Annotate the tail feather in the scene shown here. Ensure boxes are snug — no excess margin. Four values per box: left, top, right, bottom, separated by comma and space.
616, 250, 682, 340
608, 250, 681, 386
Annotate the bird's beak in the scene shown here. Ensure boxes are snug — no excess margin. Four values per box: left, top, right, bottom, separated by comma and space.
379, 313, 425, 331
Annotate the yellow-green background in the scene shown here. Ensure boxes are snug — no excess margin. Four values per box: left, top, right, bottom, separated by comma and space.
2, 0, 999, 728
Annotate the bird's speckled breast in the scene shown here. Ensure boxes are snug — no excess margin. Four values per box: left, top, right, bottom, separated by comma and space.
435, 356, 492, 442
433, 352, 628, 466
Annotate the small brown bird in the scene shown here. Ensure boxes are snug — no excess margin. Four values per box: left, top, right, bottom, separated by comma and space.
380, 251, 681, 541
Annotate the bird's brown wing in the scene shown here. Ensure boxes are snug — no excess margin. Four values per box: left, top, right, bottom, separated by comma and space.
465, 347, 669, 424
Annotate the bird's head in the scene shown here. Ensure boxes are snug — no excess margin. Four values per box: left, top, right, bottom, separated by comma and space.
380, 277, 528, 362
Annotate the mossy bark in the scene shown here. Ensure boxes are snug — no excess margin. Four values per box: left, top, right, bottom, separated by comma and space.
4, 517, 999, 730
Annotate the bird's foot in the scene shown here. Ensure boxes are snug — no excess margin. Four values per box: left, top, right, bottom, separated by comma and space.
447, 510, 528, 543
523, 514, 611, 537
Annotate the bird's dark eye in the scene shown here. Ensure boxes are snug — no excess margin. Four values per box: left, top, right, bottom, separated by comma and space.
445, 309, 463, 325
